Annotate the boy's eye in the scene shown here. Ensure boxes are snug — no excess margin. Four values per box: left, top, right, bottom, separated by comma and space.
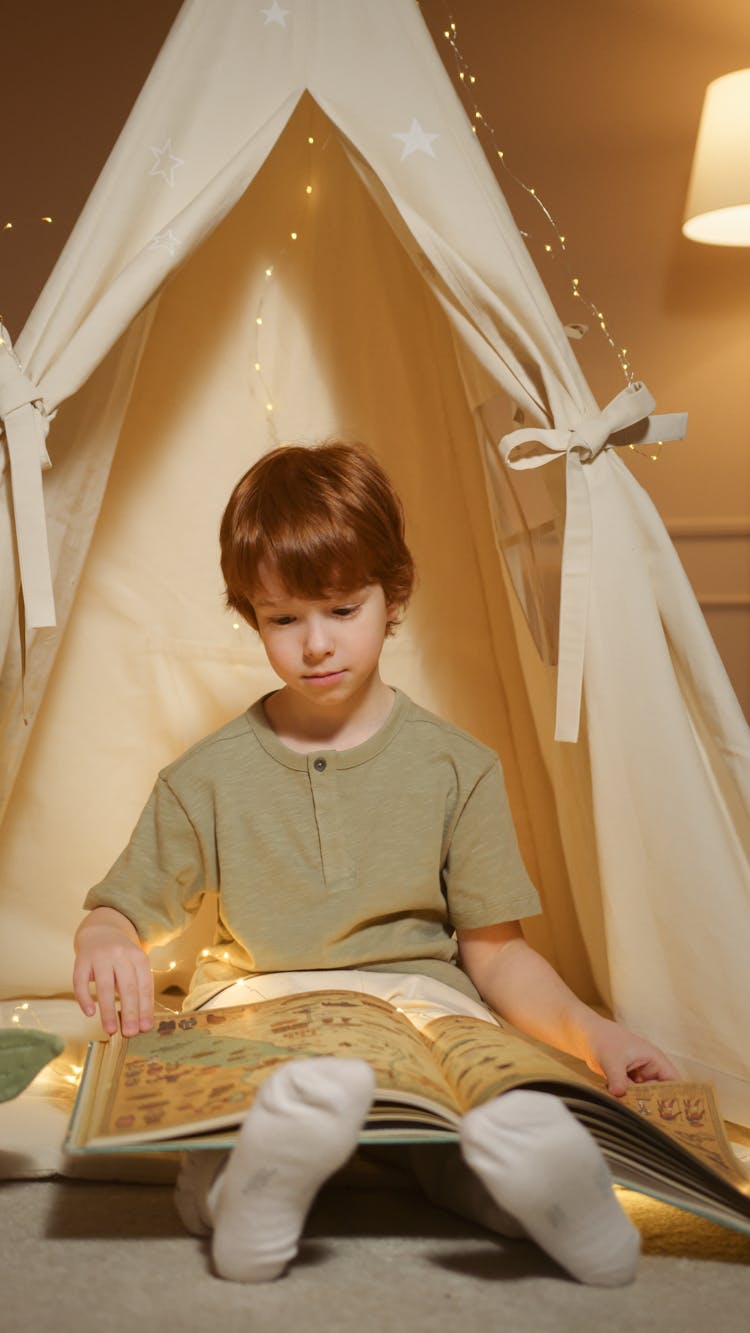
332, 604, 359, 618
270, 615, 296, 626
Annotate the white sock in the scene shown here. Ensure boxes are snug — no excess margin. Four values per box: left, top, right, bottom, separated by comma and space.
209, 1056, 375, 1282
460, 1090, 640, 1286
174, 1149, 226, 1237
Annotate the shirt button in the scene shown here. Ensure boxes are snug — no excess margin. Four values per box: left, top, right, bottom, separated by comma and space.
313, 757, 327, 772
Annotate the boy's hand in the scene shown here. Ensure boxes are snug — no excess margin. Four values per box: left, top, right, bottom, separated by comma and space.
73, 910, 154, 1037
458, 925, 682, 1097
582, 1014, 680, 1097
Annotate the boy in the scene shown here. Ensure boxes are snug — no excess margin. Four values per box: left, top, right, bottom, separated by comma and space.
74, 442, 678, 1286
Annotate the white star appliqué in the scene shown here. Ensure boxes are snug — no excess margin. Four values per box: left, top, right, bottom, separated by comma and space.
392, 118, 439, 162
148, 229, 182, 258
148, 139, 186, 188
261, 1, 289, 25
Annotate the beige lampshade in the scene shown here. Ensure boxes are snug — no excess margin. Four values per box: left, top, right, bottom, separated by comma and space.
683, 68, 750, 246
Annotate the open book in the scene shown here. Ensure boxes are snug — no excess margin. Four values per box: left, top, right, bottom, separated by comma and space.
65, 989, 750, 1235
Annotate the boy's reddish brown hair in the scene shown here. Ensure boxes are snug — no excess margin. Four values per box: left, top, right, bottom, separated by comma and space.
220, 442, 415, 633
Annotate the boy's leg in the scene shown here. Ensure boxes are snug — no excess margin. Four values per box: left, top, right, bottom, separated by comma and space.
176, 1055, 375, 1282
458, 1090, 640, 1286
175, 1149, 226, 1236
407, 1142, 526, 1239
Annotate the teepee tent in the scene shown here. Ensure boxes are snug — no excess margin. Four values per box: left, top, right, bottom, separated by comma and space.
1, 0, 749, 1122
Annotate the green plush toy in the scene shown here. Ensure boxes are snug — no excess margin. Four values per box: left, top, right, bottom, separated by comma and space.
0, 1028, 65, 1102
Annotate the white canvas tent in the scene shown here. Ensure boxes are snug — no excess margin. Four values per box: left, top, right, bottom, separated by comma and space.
1, 0, 749, 1122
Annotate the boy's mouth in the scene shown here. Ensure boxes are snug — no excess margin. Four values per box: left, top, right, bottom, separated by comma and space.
303, 669, 346, 684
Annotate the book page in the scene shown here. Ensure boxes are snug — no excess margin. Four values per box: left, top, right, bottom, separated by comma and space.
90, 990, 459, 1145
618, 1082, 750, 1190
423, 1013, 585, 1109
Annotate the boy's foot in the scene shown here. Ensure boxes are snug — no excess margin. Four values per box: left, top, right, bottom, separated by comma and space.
174, 1149, 226, 1236
460, 1090, 640, 1286
210, 1056, 375, 1282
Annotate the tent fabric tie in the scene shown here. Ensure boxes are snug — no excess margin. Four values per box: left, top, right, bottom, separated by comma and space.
498, 381, 688, 744
0, 326, 56, 630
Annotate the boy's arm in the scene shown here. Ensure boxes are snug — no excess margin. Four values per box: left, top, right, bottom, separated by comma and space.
457, 921, 680, 1096
73, 906, 154, 1037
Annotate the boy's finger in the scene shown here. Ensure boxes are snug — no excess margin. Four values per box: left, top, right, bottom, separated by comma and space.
92, 967, 119, 1035
115, 963, 145, 1037
72, 958, 97, 1017
135, 959, 154, 1031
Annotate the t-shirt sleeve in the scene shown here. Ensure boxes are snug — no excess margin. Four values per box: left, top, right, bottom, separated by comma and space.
443, 759, 542, 929
83, 776, 208, 944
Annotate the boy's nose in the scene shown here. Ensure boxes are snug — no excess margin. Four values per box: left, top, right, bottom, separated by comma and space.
303, 621, 334, 661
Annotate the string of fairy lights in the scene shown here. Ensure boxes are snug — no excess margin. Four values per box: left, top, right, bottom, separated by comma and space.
2, 217, 54, 232
438, 11, 635, 389
250, 127, 321, 443
436, 9, 662, 462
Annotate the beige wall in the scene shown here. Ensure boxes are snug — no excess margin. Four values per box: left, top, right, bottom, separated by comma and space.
3, 0, 748, 714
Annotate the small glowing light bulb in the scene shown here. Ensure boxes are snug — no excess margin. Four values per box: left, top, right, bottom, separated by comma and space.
256, 316, 263, 326
233, 622, 240, 631
41, 216, 52, 224
469, 74, 476, 84
11, 1014, 19, 1023
474, 111, 482, 120
3, 222, 12, 230
443, 29, 450, 38
254, 362, 261, 372
308, 136, 314, 144
290, 231, 298, 240
459, 71, 465, 80
20, 1002, 29, 1010
222, 951, 230, 961
497, 149, 504, 159
266, 403, 274, 413
201, 948, 210, 957
265, 266, 273, 277
168, 961, 177, 971
305, 184, 313, 195
529, 187, 536, 196
544, 244, 552, 252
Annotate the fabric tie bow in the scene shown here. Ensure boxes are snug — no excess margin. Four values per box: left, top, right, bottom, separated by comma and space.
498, 381, 687, 742
0, 325, 56, 629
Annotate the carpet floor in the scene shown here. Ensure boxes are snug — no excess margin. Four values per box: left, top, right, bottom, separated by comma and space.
4, 1165, 750, 1333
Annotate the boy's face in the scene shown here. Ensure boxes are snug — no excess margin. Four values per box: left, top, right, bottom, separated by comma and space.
252, 565, 396, 711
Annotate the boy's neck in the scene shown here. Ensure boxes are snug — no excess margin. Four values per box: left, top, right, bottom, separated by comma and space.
264, 678, 396, 753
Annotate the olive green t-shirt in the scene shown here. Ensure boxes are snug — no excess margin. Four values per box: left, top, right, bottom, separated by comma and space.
84, 690, 541, 1008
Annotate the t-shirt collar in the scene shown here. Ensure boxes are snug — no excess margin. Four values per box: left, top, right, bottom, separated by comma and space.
246, 687, 409, 771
